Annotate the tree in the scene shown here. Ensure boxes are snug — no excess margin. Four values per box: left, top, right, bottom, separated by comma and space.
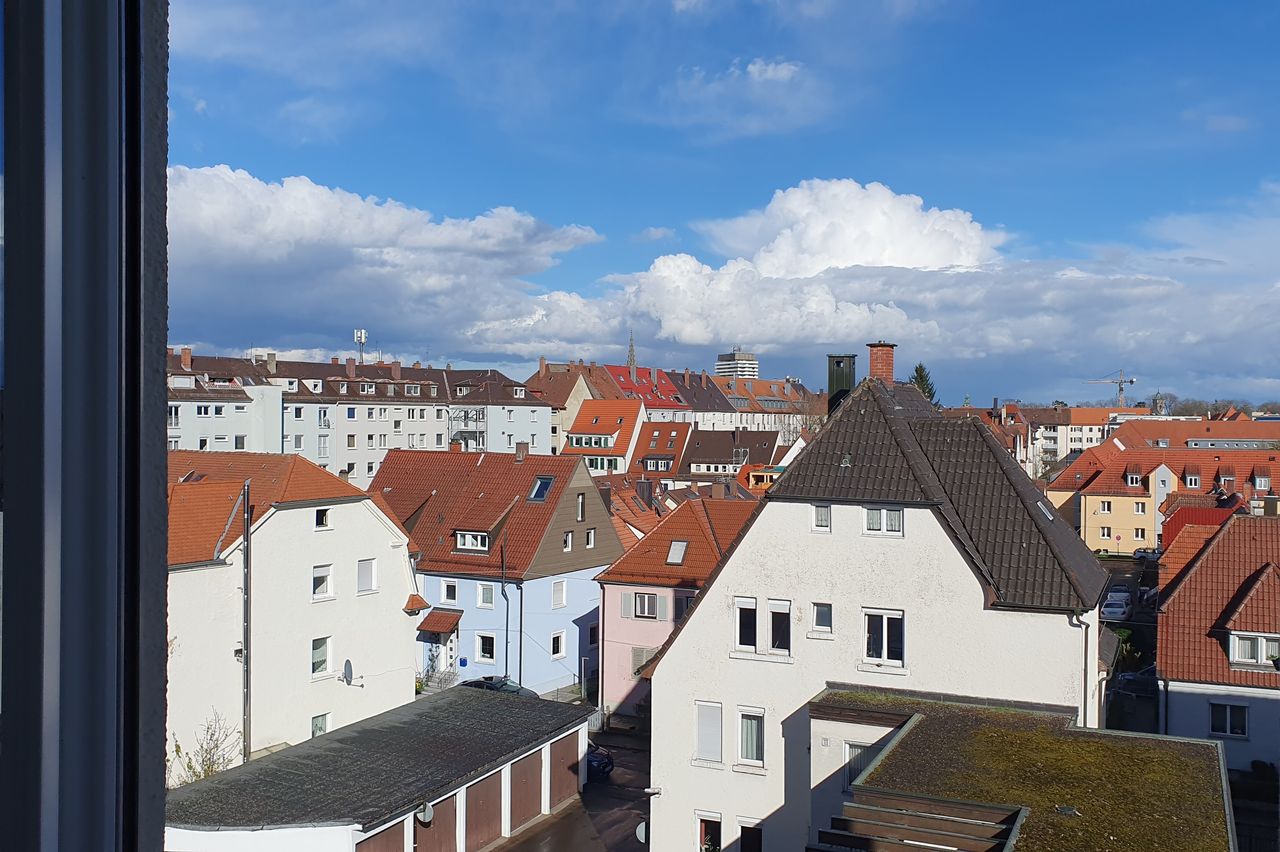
167, 711, 241, 787
909, 362, 937, 405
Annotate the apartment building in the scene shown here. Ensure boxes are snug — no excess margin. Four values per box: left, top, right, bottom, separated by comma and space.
562, 399, 648, 476
643, 344, 1108, 850
675, 429, 780, 481
526, 358, 595, 452
714, 348, 759, 378
166, 451, 420, 774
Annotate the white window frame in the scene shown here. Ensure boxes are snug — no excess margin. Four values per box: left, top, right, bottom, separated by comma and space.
1258, 476, 1271, 491
812, 602, 833, 633
737, 706, 765, 767
441, 579, 458, 605
311, 636, 332, 678
312, 564, 333, 601
864, 506, 904, 537
1099, 500, 1112, 514
477, 582, 495, 609
1100, 525, 1112, 539
1134, 528, 1146, 541
695, 701, 723, 764
1186, 474, 1200, 488
356, 558, 377, 594
1126, 473, 1142, 487
734, 596, 757, 652
768, 599, 791, 656
586, 527, 596, 549
550, 630, 566, 660
577, 492, 586, 522
455, 531, 490, 551
634, 592, 658, 620
311, 713, 329, 738
863, 608, 905, 667
1134, 502, 1146, 515
552, 579, 567, 609
1209, 702, 1248, 738
812, 503, 831, 533
315, 508, 331, 529
1230, 632, 1280, 666
475, 632, 497, 665
666, 540, 688, 565
563, 530, 573, 552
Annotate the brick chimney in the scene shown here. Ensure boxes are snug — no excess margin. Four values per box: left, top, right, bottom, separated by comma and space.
449, 440, 462, 453
166, 346, 174, 356
331, 356, 340, 365
683, 367, 691, 385
391, 360, 402, 380
599, 481, 613, 514
700, 370, 708, 389
266, 351, 277, 374
636, 478, 654, 508
345, 357, 357, 379
180, 346, 192, 371
866, 341, 896, 384
515, 441, 528, 462
539, 356, 548, 378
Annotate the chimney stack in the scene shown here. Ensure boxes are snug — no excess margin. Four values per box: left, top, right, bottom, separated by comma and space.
539, 356, 548, 378
345, 357, 357, 379
449, 440, 462, 453
331, 356, 340, 365
391, 360, 402, 380
166, 346, 174, 356
701, 370, 708, 389
412, 360, 421, 368
180, 346, 192, 371
515, 441, 528, 462
866, 341, 896, 384
683, 367, 691, 385
636, 477, 654, 508
266, 352, 277, 374
600, 481, 613, 514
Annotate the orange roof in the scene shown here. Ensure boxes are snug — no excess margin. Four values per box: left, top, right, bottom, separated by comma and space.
1053, 447, 1280, 500
711, 375, 820, 416
628, 422, 692, 476
595, 474, 666, 541
369, 449, 588, 579
563, 400, 646, 457
167, 451, 366, 566
417, 607, 463, 633
596, 499, 757, 588
1158, 515, 1280, 688
1158, 524, 1219, 590
1067, 407, 1147, 425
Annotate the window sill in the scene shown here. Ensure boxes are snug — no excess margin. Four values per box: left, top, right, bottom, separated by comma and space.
731, 763, 767, 776
314, 527, 334, 532
807, 631, 835, 641
473, 659, 497, 666
856, 662, 909, 676
311, 595, 336, 604
1208, 732, 1249, 741
311, 672, 336, 682
729, 650, 794, 664
690, 758, 724, 771
356, 589, 379, 597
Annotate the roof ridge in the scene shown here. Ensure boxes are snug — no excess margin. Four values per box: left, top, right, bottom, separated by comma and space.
1161, 514, 1240, 609
696, 500, 721, 555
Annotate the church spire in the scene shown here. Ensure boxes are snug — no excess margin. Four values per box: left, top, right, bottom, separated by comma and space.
627, 329, 637, 369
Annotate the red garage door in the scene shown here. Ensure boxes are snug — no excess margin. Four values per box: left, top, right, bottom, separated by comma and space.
549, 732, 580, 807
465, 772, 503, 852
509, 749, 543, 832
414, 794, 456, 852
356, 822, 404, 852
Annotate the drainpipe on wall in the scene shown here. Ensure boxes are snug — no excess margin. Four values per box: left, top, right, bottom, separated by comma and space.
1070, 608, 1091, 727
241, 480, 253, 763
501, 534, 510, 679
518, 582, 525, 686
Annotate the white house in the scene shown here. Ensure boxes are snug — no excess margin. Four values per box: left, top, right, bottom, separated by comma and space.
166, 450, 422, 779
644, 361, 1108, 851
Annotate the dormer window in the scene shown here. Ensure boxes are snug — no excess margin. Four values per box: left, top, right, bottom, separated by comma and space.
456, 385, 470, 396
1126, 474, 1142, 487
429, 385, 438, 397
308, 380, 321, 393
406, 384, 420, 396
286, 379, 299, 392
1186, 474, 1200, 488
455, 531, 490, 551
513, 386, 525, 399
1230, 633, 1280, 666
339, 382, 348, 393
387, 385, 395, 397
359, 382, 375, 395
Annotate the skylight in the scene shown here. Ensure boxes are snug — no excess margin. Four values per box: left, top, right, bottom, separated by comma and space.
528, 475, 554, 501
666, 540, 688, 565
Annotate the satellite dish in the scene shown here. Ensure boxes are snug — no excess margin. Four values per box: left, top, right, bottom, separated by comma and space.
342, 659, 354, 685
414, 801, 435, 825
635, 821, 647, 844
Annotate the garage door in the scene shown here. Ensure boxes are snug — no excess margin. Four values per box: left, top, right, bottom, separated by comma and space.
549, 732, 580, 807
414, 794, 456, 852
465, 772, 503, 852
356, 822, 404, 852
509, 749, 543, 831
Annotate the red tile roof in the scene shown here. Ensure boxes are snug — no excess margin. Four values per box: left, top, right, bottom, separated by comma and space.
403, 594, 430, 614
416, 607, 463, 633
1158, 515, 1280, 688
524, 369, 587, 409
628, 422, 692, 476
595, 499, 757, 588
563, 400, 646, 458
1052, 446, 1280, 500
711, 375, 820, 415
1158, 524, 1219, 590
368, 449, 588, 579
1162, 506, 1239, 553
595, 474, 667, 546
604, 365, 689, 410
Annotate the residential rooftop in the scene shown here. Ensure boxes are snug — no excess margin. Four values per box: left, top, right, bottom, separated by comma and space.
812, 687, 1232, 852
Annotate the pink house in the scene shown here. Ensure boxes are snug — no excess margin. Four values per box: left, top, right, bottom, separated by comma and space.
595, 499, 758, 719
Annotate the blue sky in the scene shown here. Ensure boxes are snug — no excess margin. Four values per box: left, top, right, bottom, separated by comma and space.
167, 1, 1280, 405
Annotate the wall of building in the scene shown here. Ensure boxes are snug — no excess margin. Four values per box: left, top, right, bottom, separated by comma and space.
648, 501, 1100, 850
167, 384, 283, 453
164, 824, 360, 852
1165, 680, 1280, 772
599, 583, 693, 716
809, 719, 897, 846
1079, 493, 1159, 554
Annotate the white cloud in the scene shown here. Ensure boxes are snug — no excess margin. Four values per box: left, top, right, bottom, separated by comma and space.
1179, 106, 1254, 134
653, 57, 831, 140
633, 226, 677, 242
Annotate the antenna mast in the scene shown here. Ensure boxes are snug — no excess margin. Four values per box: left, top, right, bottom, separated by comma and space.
354, 329, 368, 365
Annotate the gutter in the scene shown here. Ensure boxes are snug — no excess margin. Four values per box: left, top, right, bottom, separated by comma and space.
1069, 608, 1092, 727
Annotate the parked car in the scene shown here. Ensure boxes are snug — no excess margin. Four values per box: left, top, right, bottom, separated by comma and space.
586, 741, 614, 781
1106, 583, 1133, 607
458, 675, 538, 699
1116, 664, 1158, 697
1100, 598, 1132, 622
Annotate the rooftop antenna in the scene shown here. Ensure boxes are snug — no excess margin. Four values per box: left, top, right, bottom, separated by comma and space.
1086, 370, 1136, 406
354, 329, 368, 365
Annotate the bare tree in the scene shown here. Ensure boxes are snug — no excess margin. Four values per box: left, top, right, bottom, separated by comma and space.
167, 710, 242, 787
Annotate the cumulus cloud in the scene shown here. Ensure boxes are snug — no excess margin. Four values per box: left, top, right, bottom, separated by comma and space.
653, 57, 831, 140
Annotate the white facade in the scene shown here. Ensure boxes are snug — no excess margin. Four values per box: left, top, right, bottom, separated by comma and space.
294, 395, 452, 483
167, 497, 419, 770
167, 383, 283, 453
1163, 680, 1280, 772
648, 501, 1102, 850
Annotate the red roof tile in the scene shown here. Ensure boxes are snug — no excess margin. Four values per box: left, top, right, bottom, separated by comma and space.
416, 607, 463, 633
1162, 507, 1238, 553
403, 594, 430, 614
604, 365, 689, 410
596, 499, 757, 588
1222, 564, 1280, 633
628, 422, 692, 476
563, 400, 646, 458
1158, 524, 1219, 590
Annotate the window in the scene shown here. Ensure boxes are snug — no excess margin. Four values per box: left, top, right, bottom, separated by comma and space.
213, 405, 225, 417
436, 408, 445, 420
1258, 476, 1272, 490
367, 408, 375, 420
506, 409, 514, 422
436, 434, 444, 447
379, 407, 388, 421
311, 713, 329, 738
477, 583, 495, 609
196, 404, 211, 417
1187, 474, 1200, 488
740, 824, 763, 852
476, 633, 497, 663
550, 630, 566, 660
674, 593, 694, 623
311, 637, 331, 676
698, 816, 722, 851
441, 580, 458, 604
1210, 703, 1247, 737
1126, 473, 1142, 487
666, 540, 688, 565
813, 503, 831, 532
735, 597, 757, 651
293, 406, 304, 420
198, 437, 210, 450
359, 382, 375, 395
315, 508, 330, 528
586, 528, 596, 549
377, 434, 387, 449
576, 492, 586, 521
588, 623, 599, 646
552, 579, 567, 609
865, 507, 904, 535
813, 603, 833, 632
1134, 529, 1146, 541
738, 708, 765, 765
357, 558, 377, 593
167, 405, 180, 427
293, 434, 304, 451
347, 434, 357, 449
1099, 500, 1112, 514
845, 742, 879, 789
1100, 525, 1112, 539
366, 461, 375, 475
234, 434, 247, 450
696, 702, 723, 762
1232, 634, 1280, 665
312, 565, 332, 600
507, 434, 514, 449
393, 419, 402, 434
317, 435, 329, 458
563, 530, 573, 552
366, 433, 375, 449
455, 531, 489, 551
769, 600, 791, 654
1134, 502, 1146, 515
529, 476, 554, 501
864, 609, 905, 666
167, 438, 179, 450
635, 592, 658, 619
346, 406, 357, 420
406, 384, 420, 396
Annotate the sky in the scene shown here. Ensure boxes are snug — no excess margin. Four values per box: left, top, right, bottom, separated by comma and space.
167, 0, 1280, 406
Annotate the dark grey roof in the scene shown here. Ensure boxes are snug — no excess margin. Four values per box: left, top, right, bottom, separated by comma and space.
165, 689, 591, 832
665, 370, 736, 413
770, 380, 1105, 611
678, 430, 779, 474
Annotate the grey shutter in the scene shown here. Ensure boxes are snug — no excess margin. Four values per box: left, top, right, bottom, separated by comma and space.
621, 592, 634, 619
696, 703, 722, 762
656, 595, 669, 621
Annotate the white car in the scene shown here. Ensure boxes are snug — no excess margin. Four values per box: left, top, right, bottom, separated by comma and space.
1100, 599, 1132, 622
1106, 583, 1133, 607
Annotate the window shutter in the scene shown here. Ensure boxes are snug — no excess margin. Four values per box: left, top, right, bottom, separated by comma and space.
696, 703, 722, 762
656, 595, 669, 621
621, 592, 634, 619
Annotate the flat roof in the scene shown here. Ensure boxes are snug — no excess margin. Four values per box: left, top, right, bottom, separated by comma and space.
166, 689, 592, 832
811, 688, 1231, 852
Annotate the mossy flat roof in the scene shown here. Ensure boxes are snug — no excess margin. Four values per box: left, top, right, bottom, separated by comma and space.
816, 689, 1231, 852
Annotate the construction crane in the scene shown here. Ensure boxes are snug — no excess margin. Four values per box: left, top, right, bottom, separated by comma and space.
1086, 370, 1137, 406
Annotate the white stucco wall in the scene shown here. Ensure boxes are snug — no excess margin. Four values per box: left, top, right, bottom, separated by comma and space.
167, 498, 419, 770
648, 501, 1100, 850
1165, 680, 1280, 772
164, 824, 361, 852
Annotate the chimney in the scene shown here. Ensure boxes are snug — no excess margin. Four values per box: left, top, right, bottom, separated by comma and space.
345, 357, 357, 379
449, 440, 462, 453
266, 351, 277, 374
166, 346, 174, 356
701, 370, 708, 389
338, 469, 350, 483
683, 367, 691, 386
391, 360, 402, 380
866, 341, 896, 384
515, 441, 529, 462
412, 360, 421, 368
600, 481, 613, 514
636, 478, 654, 508
539, 356, 548, 378
330, 356, 339, 365
590, 360, 596, 369
179, 346, 192, 370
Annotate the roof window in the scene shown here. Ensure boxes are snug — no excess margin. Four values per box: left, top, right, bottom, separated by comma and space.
666, 540, 688, 565
528, 475, 554, 501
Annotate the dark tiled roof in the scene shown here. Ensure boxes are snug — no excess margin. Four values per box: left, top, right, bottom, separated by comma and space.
678, 430, 780, 474
165, 689, 591, 831
770, 380, 1105, 610
664, 369, 736, 413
